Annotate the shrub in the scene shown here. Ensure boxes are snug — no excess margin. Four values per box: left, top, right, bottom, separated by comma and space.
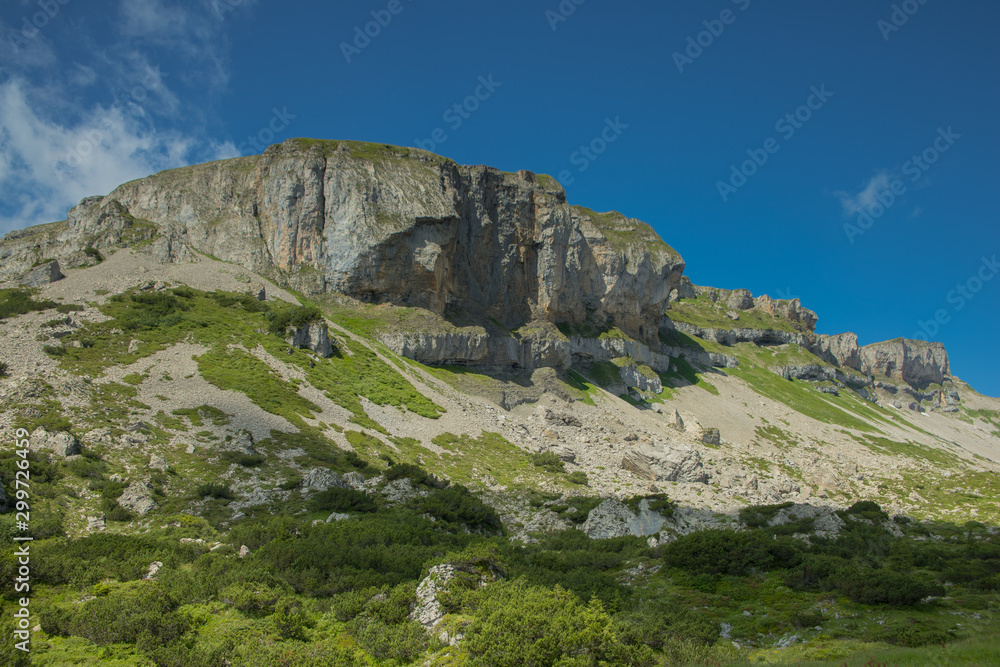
220, 452, 266, 467
0, 288, 57, 320
84, 246, 104, 262
739, 502, 794, 528
663, 529, 801, 576
118, 292, 190, 331
0, 362, 7, 377
348, 614, 428, 662
835, 567, 941, 605
195, 483, 233, 500
384, 463, 447, 489
412, 485, 503, 533
567, 471, 589, 486
845, 500, 888, 522
463, 579, 643, 667
529, 451, 565, 473
220, 582, 283, 615
309, 487, 378, 513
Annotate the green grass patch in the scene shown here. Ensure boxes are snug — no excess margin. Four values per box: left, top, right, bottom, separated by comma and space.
728, 363, 878, 432
0, 288, 58, 320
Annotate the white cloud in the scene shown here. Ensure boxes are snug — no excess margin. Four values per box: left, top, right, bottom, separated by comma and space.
835, 171, 893, 217
0, 0, 248, 237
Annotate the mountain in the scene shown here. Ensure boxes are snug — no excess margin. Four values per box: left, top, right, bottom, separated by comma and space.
2, 139, 999, 665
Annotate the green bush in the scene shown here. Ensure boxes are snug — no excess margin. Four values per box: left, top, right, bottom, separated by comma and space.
195, 483, 233, 500
309, 487, 378, 513
0, 288, 57, 320
567, 471, 589, 485
663, 529, 801, 576
739, 502, 794, 528
220, 452, 266, 467
463, 579, 646, 667
411, 485, 503, 532
834, 567, 941, 605
220, 582, 284, 615
530, 451, 565, 473
0, 361, 7, 377
384, 462, 447, 489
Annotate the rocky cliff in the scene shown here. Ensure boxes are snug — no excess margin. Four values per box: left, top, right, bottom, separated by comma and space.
0, 139, 684, 345
0, 138, 954, 393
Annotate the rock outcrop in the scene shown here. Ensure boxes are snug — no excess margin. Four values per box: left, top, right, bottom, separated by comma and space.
301, 468, 349, 492
287, 321, 335, 358
860, 338, 950, 389
1, 139, 684, 345
581, 498, 669, 540
29, 428, 80, 457
19, 260, 64, 287
812, 332, 862, 370
119, 480, 156, 516
621, 444, 708, 483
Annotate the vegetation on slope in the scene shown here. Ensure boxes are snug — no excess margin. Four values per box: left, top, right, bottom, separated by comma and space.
2, 489, 998, 666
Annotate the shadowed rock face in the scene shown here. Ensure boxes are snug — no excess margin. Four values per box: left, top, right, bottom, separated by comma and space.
0, 139, 684, 344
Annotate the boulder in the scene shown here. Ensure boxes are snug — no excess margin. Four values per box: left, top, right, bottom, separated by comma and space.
301, 468, 348, 492
581, 498, 668, 540
119, 480, 156, 516
225, 430, 256, 456
19, 260, 63, 287
700, 428, 721, 447
411, 564, 457, 629
148, 455, 169, 472
621, 444, 707, 483
287, 321, 335, 358
665, 409, 685, 431
29, 428, 81, 457
342, 471, 366, 490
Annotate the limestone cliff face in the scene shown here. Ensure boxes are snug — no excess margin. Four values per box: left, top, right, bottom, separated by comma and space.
859, 338, 950, 389
0, 139, 684, 344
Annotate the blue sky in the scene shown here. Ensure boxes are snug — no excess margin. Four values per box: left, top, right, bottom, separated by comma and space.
1, 0, 998, 396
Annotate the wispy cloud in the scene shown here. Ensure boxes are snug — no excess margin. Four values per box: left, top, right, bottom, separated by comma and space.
0, 0, 249, 237
0, 80, 237, 235
835, 171, 892, 216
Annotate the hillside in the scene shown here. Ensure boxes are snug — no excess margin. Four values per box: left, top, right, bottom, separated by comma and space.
1, 139, 999, 666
